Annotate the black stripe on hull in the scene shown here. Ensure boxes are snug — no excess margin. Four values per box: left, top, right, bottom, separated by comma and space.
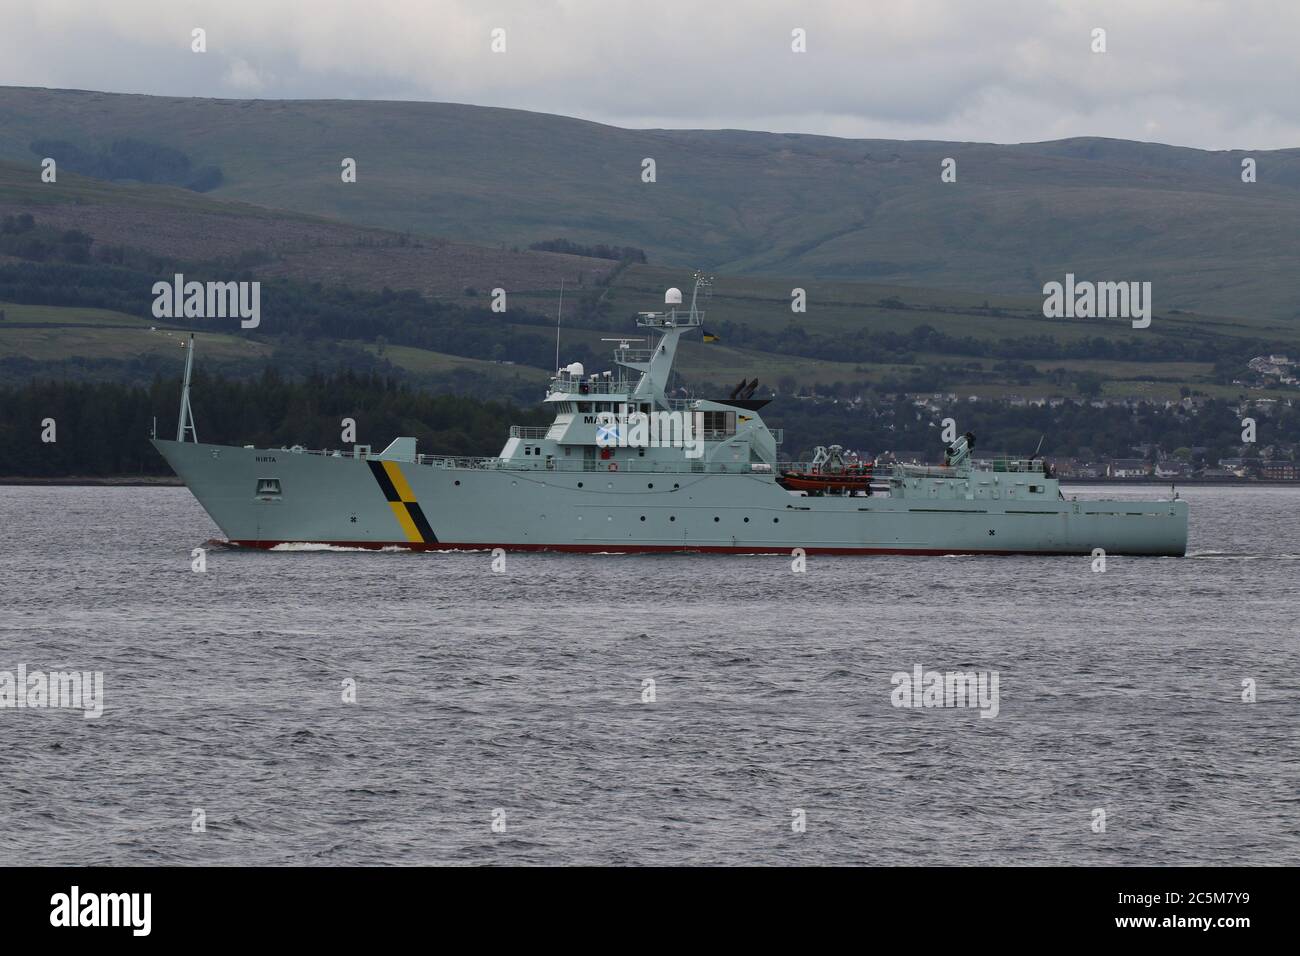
405, 502, 438, 543
367, 460, 400, 502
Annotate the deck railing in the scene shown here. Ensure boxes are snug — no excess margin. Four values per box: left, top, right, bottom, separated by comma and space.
403, 455, 778, 475
508, 426, 552, 439
548, 376, 635, 395
510, 423, 780, 444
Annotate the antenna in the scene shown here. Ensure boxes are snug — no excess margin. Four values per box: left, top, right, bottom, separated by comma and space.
176, 333, 198, 443
687, 271, 714, 320
1032, 434, 1045, 458
554, 278, 565, 373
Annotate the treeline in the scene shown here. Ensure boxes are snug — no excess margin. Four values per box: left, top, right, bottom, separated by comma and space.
704, 318, 1259, 369
770, 364, 1156, 400
4, 370, 1294, 477
0, 214, 94, 264
769, 394, 1300, 463
0, 370, 551, 477
529, 238, 647, 262
30, 138, 224, 192
0, 214, 605, 373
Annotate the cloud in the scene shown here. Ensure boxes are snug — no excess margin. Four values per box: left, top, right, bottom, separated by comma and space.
0, 0, 1296, 149
222, 59, 273, 93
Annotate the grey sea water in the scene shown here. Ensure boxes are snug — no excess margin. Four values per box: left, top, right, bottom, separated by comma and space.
1, 484, 1297, 866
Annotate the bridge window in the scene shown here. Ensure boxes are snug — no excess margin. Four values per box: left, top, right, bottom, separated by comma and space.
700, 410, 735, 435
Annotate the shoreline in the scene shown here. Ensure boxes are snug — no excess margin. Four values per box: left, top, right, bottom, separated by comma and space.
2, 476, 1297, 488
1059, 477, 1300, 486
0, 476, 185, 486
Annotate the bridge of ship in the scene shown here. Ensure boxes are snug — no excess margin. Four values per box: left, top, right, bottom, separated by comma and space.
493, 281, 788, 472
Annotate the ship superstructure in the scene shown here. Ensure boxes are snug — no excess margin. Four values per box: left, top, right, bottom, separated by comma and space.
152, 276, 1188, 556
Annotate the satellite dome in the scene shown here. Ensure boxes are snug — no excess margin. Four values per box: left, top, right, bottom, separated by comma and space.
664, 287, 682, 305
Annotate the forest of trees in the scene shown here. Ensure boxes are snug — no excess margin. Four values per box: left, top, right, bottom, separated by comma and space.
702, 317, 1256, 372
0, 214, 95, 264
1, 211, 1293, 475
0, 370, 551, 477
0, 221, 605, 375
29, 138, 224, 192
765, 392, 1298, 464
3, 371, 1293, 476
2, 212, 1275, 394
528, 238, 647, 262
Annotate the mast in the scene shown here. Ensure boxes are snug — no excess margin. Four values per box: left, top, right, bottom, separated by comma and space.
176, 333, 198, 443
627, 273, 709, 404
554, 279, 565, 373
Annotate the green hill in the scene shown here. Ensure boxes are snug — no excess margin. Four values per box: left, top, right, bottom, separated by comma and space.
0, 154, 616, 308
3, 86, 1299, 319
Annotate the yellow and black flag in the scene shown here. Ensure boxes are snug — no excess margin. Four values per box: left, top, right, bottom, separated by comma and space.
702, 329, 721, 343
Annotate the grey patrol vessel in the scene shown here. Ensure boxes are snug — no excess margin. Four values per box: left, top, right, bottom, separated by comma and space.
152, 275, 1188, 556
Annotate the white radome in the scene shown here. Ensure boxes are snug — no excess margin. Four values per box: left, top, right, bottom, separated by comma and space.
664, 287, 682, 305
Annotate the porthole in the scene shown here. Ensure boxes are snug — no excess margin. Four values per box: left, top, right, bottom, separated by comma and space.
713, 516, 720, 522
577, 481, 583, 488
743, 517, 750, 523
454, 480, 461, 486
670, 516, 676, 522
640, 516, 646, 521
647, 482, 654, 489
773, 517, 779, 523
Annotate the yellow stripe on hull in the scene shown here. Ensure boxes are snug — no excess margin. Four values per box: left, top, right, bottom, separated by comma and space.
382, 460, 417, 502
388, 500, 423, 542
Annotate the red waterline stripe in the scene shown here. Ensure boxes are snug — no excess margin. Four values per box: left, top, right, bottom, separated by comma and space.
227, 539, 1180, 557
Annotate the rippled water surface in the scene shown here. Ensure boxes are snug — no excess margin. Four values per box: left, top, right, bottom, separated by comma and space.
1, 484, 1298, 865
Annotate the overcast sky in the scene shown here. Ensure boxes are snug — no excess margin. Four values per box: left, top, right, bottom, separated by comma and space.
2, 0, 1297, 150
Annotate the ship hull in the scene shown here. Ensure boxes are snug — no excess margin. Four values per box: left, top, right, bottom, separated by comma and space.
153, 439, 1190, 556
